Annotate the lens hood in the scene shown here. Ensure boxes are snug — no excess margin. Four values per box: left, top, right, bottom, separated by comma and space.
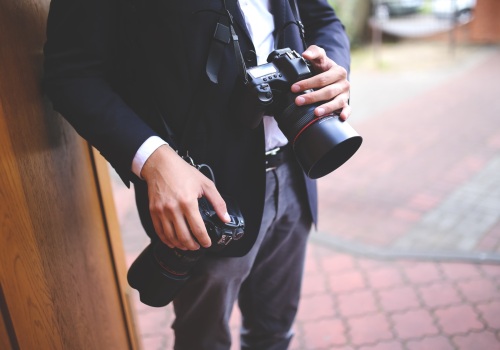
293, 115, 362, 179
127, 243, 191, 307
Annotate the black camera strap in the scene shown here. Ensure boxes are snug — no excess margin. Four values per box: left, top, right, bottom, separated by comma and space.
215, 0, 307, 85
206, 0, 248, 85
278, 0, 308, 51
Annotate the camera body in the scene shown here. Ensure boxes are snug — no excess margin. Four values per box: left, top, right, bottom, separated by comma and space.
243, 48, 312, 122
199, 196, 245, 251
127, 196, 245, 307
241, 48, 362, 179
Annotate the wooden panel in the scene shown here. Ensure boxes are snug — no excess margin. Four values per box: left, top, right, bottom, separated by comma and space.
0, 0, 136, 349
91, 148, 142, 350
0, 96, 65, 350
0, 285, 17, 350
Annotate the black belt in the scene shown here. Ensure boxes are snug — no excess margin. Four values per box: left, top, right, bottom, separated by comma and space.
265, 145, 293, 172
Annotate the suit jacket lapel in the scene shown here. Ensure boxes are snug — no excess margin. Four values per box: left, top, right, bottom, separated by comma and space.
226, 0, 252, 45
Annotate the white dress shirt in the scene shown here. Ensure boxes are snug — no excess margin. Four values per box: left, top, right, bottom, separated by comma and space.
239, 0, 288, 151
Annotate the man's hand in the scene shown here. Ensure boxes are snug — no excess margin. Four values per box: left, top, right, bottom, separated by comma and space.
141, 145, 230, 250
291, 45, 351, 121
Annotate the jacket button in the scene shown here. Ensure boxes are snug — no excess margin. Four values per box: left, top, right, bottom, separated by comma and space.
243, 50, 256, 65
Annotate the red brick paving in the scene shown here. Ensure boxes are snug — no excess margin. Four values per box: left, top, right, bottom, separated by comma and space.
440, 263, 482, 281
110, 43, 500, 349
453, 331, 500, 350
477, 301, 500, 329
328, 270, 366, 294
366, 268, 404, 289
118, 204, 500, 350
418, 283, 462, 308
391, 310, 439, 339
348, 313, 393, 346
403, 263, 442, 285
406, 336, 454, 350
301, 319, 346, 349
377, 286, 420, 312
337, 290, 378, 317
458, 279, 499, 303
297, 294, 336, 321
434, 305, 484, 335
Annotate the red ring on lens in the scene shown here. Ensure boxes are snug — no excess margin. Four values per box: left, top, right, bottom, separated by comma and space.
293, 115, 329, 145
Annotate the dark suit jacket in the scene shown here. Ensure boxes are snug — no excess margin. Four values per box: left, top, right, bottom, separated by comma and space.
43, 0, 350, 256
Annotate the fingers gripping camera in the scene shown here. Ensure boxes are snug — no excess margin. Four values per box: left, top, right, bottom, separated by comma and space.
127, 155, 245, 308
199, 196, 245, 250
241, 48, 362, 179
127, 195, 245, 307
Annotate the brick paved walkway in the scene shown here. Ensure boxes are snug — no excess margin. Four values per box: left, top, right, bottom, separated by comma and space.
318, 43, 500, 258
110, 42, 500, 350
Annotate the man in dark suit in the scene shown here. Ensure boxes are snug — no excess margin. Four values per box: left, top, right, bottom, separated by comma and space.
43, 0, 351, 348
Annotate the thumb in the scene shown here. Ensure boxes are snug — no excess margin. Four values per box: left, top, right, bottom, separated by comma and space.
302, 45, 332, 71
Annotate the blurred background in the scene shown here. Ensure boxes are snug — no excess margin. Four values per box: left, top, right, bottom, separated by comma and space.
111, 1, 500, 349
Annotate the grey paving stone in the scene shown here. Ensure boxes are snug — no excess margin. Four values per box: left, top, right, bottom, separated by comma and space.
393, 156, 500, 253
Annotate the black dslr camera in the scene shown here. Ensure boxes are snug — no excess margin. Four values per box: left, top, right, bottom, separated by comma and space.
240, 48, 362, 179
127, 196, 245, 307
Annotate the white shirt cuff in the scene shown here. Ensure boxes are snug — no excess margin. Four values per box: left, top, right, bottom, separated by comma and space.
132, 136, 168, 179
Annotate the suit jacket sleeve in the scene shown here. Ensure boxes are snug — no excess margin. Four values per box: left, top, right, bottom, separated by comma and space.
43, 0, 158, 184
298, 0, 351, 74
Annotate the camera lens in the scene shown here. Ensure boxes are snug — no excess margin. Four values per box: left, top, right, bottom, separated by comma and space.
153, 241, 204, 275
127, 195, 246, 307
127, 241, 202, 307
275, 101, 362, 179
